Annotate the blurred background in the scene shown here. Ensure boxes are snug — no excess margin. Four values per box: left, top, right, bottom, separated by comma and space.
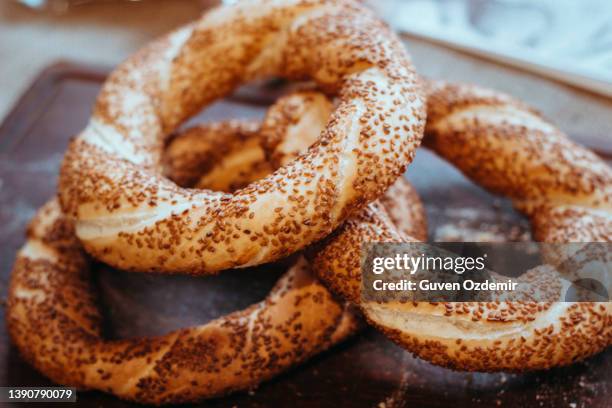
1, 0, 612, 120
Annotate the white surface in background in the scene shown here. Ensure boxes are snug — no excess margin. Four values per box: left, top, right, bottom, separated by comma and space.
372, 0, 612, 97
0, 0, 202, 121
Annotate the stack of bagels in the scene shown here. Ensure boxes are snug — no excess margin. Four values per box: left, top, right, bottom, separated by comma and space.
6, 0, 611, 404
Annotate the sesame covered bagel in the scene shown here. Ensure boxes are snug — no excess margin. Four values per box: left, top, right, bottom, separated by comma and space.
7, 200, 360, 405
8, 101, 353, 403
311, 81, 612, 371
58, 0, 426, 274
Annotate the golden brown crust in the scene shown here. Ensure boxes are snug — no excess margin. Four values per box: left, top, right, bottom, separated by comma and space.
310, 80, 612, 371
58, 0, 425, 274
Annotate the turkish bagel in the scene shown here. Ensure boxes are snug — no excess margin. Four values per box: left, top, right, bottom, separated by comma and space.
310, 80, 612, 371
58, 0, 425, 274
7, 199, 359, 405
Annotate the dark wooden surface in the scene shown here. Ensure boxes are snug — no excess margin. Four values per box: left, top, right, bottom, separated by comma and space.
0, 62, 610, 408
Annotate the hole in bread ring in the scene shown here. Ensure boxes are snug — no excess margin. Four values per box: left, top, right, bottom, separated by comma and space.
164, 91, 334, 193
58, 0, 425, 274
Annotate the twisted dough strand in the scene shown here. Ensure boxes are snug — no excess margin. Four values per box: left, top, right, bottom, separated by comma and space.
424, 80, 612, 243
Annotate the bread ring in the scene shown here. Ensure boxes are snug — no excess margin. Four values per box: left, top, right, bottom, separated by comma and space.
9, 96, 353, 403
58, 0, 425, 274
7, 200, 359, 405
9, 93, 427, 403
311, 80, 612, 371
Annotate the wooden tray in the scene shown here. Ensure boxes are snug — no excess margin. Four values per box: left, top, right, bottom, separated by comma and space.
0, 62, 610, 408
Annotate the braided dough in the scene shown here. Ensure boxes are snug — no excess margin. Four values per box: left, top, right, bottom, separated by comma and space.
9, 92, 427, 403
311, 81, 612, 371
58, 0, 425, 274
